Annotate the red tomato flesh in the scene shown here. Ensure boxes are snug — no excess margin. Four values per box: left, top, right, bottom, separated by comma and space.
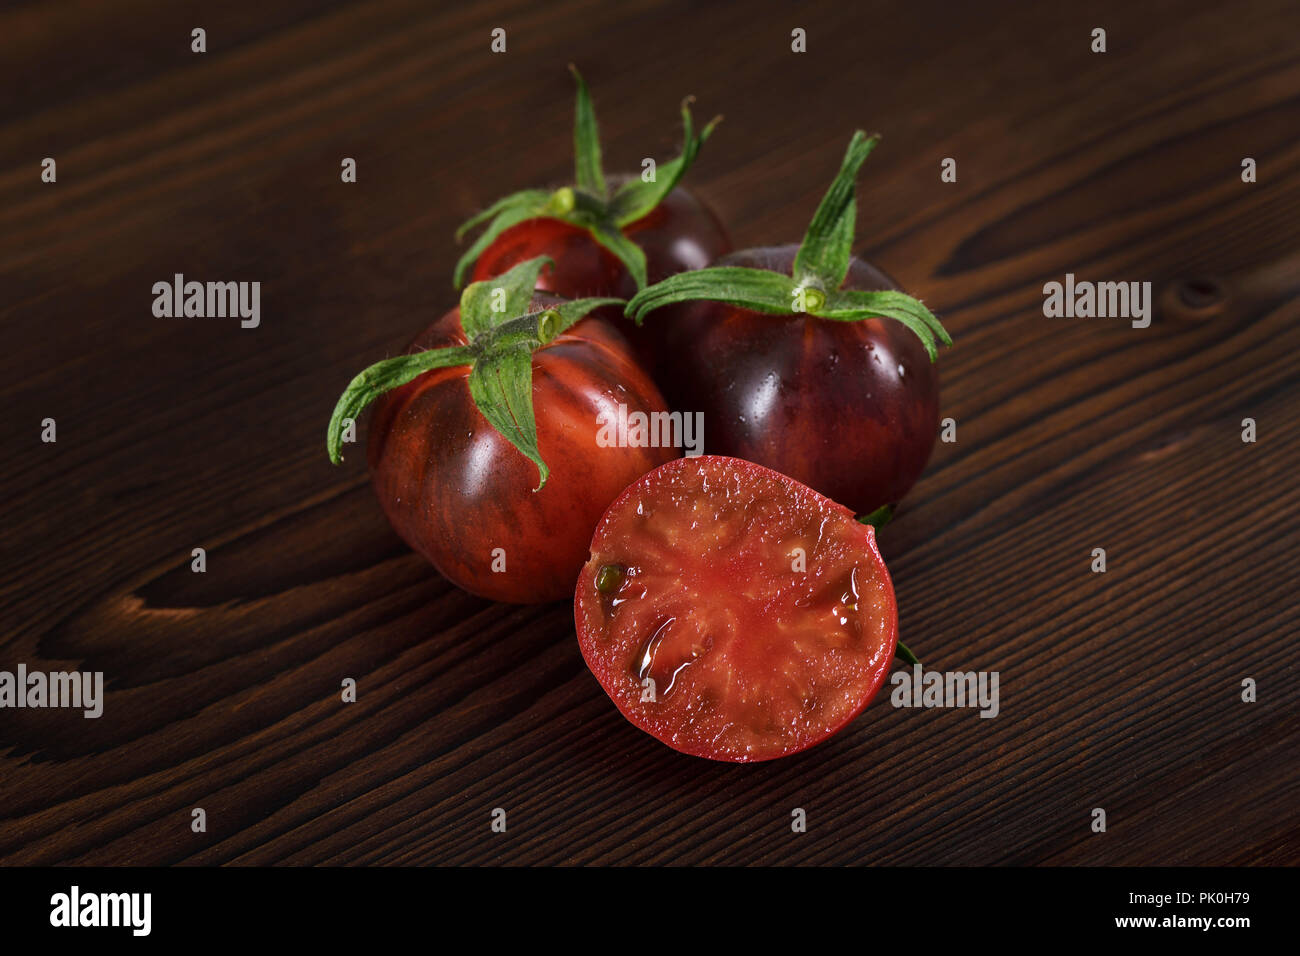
575, 455, 898, 762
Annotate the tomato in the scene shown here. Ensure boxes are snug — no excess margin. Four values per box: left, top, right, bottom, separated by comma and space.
627, 132, 951, 516
575, 455, 898, 762
365, 293, 676, 603
470, 184, 730, 372
656, 245, 940, 514
469, 184, 729, 301
457, 68, 731, 374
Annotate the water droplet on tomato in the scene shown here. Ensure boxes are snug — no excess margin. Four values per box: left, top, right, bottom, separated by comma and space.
633, 618, 712, 700
609, 567, 642, 610
635, 627, 664, 681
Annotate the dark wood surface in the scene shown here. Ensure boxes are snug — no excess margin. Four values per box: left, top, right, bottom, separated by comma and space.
2, 0, 1297, 866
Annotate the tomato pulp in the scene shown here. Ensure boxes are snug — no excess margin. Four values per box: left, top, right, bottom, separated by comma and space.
575, 455, 898, 762
368, 295, 676, 603
655, 246, 941, 515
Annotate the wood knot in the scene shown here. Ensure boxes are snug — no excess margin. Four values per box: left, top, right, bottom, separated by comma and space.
1161, 277, 1228, 321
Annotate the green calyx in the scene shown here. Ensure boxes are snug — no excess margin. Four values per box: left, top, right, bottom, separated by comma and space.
858, 503, 895, 529
453, 65, 721, 292
625, 131, 953, 361
327, 256, 622, 489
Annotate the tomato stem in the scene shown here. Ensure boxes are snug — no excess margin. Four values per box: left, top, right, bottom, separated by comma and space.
548, 187, 576, 215
895, 640, 920, 667
793, 131, 879, 290
858, 504, 894, 529
623, 134, 953, 363
454, 68, 719, 291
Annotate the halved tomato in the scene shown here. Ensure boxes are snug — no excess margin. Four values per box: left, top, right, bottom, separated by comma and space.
575, 455, 898, 762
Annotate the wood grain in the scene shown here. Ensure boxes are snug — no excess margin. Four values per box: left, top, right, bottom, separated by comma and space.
1, 0, 1297, 865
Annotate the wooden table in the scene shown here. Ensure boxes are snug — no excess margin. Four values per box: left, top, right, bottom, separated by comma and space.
2, 0, 1296, 866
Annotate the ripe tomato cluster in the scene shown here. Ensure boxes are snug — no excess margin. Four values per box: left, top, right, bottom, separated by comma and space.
327, 69, 952, 762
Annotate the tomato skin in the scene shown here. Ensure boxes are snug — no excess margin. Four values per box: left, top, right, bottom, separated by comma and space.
469, 185, 731, 371
471, 216, 626, 300
656, 245, 941, 514
367, 295, 676, 603
575, 455, 899, 762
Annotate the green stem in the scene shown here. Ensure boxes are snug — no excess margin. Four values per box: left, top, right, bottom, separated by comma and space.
792, 131, 879, 290
857, 503, 895, 529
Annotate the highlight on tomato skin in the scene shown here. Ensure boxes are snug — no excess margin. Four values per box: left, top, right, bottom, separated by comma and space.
574, 455, 900, 763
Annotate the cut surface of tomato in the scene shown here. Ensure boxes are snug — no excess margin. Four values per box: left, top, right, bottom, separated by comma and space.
575, 455, 898, 762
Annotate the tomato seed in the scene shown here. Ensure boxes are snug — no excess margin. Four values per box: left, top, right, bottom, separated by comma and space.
595, 563, 626, 593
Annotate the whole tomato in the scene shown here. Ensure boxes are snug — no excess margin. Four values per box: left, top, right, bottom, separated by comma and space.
628, 133, 953, 516
657, 245, 939, 512
328, 259, 676, 603
456, 67, 729, 372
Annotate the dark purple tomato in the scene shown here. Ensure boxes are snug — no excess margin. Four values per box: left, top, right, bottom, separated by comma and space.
657, 245, 940, 514
367, 294, 677, 603
469, 184, 730, 371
